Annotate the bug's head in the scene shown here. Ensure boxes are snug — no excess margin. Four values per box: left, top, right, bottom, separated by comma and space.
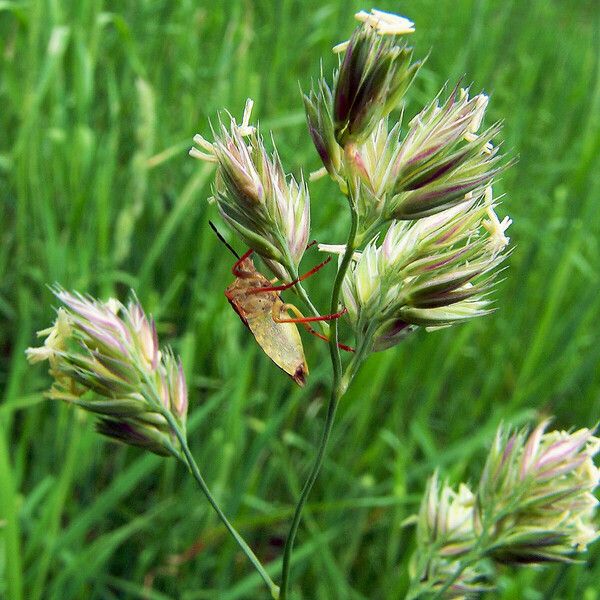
234, 255, 258, 278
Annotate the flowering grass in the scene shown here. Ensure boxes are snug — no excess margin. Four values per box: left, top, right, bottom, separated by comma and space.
1, 1, 599, 599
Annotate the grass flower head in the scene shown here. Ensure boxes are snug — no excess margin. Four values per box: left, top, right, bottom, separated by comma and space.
190, 100, 310, 280
332, 12, 421, 146
333, 187, 510, 351
478, 421, 600, 563
26, 288, 188, 456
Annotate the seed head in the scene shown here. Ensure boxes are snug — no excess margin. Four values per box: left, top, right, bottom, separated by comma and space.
388, 87, 503, 220
190, 100, 310, 280
409, 421, 600, 598
412, 474, 491, 598
26, 288, 188, 457
305, 81, 504, 237
478, 421, 600, 563
332, 15, 421, 146
333, 187, 510, 351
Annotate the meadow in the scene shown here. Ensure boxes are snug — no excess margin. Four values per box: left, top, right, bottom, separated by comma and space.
1, 0, 599, 598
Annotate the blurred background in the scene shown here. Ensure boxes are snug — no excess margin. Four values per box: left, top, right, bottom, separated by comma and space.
1, 0, 599, 598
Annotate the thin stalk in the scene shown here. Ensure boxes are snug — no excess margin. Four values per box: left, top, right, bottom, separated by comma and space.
284, 254, 330, 336
279, 194, 359, 599
0, 420, 23, 600
430, 557, 475, 600
162, 411, 280, 599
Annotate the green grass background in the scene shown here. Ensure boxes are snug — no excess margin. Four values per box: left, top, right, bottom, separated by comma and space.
1, 0, 599, 598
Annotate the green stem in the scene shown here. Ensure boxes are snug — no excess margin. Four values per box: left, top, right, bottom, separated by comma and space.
279, 194, 359, 599
295, 278, 327, 327
285, 256, 330, 336
163, 412, 280, 599
431, 558, 474, 600
0, 419, 23, 600
279, 381, 341, 598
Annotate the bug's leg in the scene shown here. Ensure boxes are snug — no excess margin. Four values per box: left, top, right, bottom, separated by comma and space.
306, 240, 318, 250
274, 303, 354, 352
248, 256, 332, 294
232, 249, 254, 277
274, 303, 347, 323
304, 327, 355, 352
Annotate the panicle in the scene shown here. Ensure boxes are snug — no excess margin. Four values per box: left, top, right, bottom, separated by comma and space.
304, 78, 503, 236
332, 13, 421, 146
333, 187, 511, 351
26, 288, 189, 457
478, 421, 600, 563
190, 99, 310, 280
389, 88, 503, 220
409, 421, 600, 597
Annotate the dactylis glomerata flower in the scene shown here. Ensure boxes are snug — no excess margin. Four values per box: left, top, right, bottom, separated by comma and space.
190, 99, 310, 281
326, 187, 511, 351
410, 474, 492, 599
408, 421, 599, 598
26, 288, 188, 456
306, 81, 503, 236
478, 421, 600, 564
303, 10, 421, 194
331, 9, 420, 146
386, 88, 503, 221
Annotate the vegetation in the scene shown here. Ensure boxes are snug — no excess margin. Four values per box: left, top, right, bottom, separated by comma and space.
1, 1, 599, 598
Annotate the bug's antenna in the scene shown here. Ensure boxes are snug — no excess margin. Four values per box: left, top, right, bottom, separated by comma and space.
209, 221, 241, 259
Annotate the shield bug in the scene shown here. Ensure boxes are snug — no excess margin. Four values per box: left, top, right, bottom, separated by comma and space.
210, 223, 351, 386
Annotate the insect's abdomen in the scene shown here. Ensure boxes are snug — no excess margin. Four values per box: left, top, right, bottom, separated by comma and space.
246, 313, 308, 386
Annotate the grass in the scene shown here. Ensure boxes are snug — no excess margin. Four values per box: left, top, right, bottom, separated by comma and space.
1, 0, 599, 598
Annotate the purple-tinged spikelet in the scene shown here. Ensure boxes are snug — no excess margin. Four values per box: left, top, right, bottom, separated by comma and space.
26, 288, 188, 457
324, 187, 511, 351
409, 421, 599, 598
190, 100, 310, 281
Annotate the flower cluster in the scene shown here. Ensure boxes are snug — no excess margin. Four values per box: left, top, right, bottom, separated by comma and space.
307, 83, 502, 234
479, 421, 600, 563
26, 288, 188, 456
188, 10, 511, 365
303, 8, 421, 193
190, 100, 310, 281
324, 187, 510, 351
332, 15, 419, 146
387, 88, 502, 221
409, 421, 600, 598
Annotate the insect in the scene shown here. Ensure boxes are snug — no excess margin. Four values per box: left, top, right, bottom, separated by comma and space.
210, 223, 352, 386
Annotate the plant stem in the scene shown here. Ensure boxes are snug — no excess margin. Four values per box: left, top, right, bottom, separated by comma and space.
279, 194, 359, 599
285, 255, 330, 336
163, 411, 280, 599
0, 419, 23, 600
295, 278, 328, 330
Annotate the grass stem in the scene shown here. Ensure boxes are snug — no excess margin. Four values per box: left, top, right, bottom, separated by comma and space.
279, 185, 360, 599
